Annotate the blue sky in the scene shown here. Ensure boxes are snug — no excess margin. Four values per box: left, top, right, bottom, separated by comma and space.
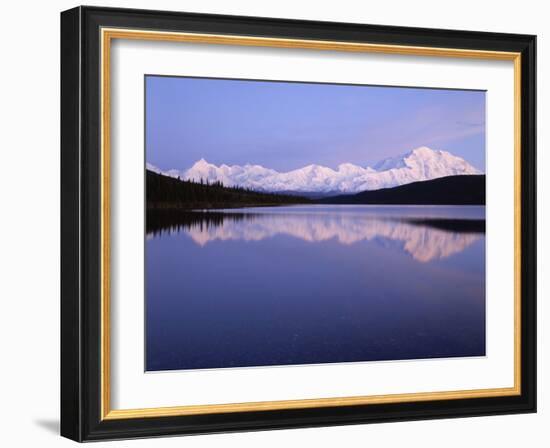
145, 76, 486, 172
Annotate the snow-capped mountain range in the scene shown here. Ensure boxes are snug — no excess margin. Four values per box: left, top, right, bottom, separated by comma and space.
147, 146, 482, 194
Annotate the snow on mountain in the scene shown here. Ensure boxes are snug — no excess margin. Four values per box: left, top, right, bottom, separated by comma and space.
152, 146, 482, 194
146, 162, 163, 174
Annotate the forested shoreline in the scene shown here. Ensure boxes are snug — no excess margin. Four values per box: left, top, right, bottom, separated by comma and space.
147, 169, 486, 209
146, 170, 310, 209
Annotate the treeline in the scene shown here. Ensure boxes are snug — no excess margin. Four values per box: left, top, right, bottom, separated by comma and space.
147, 169, 310, 209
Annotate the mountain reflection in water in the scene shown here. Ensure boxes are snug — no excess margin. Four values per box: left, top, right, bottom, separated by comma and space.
146, 206, 485, 263
146, 205, 486, 371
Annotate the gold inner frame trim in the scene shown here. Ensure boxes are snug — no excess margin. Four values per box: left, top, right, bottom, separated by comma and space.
100, 27, 522, 421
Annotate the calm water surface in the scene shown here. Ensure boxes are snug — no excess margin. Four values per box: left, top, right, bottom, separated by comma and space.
146, 205, 486, 371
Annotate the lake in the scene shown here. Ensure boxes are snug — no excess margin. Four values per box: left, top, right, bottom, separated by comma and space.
146, 205, 486, 371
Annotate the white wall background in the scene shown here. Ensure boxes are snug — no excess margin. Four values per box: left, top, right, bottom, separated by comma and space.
0, 0, 546, 446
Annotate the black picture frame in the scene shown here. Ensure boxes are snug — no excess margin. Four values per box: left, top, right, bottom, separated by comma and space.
61, 5, 536, 442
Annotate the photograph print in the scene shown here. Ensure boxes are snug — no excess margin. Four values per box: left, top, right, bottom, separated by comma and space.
145, 76, 486, 372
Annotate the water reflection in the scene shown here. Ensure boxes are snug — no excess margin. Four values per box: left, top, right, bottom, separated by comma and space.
147, 206, 485, 263
146, 205, 486, 371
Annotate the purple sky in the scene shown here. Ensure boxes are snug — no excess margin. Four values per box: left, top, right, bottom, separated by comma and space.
145, 76, 486, 172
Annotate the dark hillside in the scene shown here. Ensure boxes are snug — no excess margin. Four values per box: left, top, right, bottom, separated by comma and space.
147, 170, 310, 209
318, 175, 485, 205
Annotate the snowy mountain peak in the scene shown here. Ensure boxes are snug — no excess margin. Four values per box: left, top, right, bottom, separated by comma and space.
410, 146, 437, 156
191, 158, 212, 168
152, 146, 482, 194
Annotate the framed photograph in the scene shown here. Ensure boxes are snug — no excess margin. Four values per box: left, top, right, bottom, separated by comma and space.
61, 6, 536, 442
